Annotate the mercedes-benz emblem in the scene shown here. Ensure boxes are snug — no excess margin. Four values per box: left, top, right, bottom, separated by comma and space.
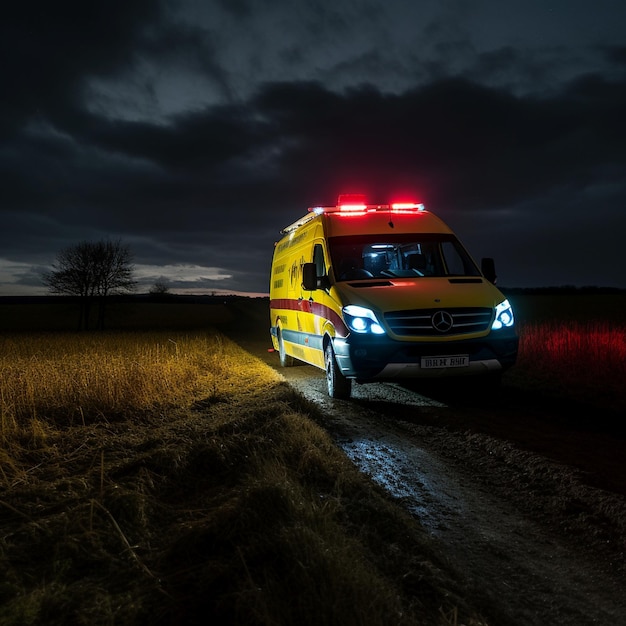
431, 310, 453, 332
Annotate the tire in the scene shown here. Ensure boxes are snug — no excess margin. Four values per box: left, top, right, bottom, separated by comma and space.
278, 329, 294, 367
325, 342, 351, 399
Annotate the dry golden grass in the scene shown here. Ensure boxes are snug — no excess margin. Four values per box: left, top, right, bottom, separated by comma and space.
0, 329, 482, 626
0, 331, 265, 447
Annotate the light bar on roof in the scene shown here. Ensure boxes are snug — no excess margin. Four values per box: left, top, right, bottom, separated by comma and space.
307, 195, 426, 215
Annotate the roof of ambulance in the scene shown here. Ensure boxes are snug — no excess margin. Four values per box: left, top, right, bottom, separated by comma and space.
322, 210, 453, 237
280, 207, 454, 239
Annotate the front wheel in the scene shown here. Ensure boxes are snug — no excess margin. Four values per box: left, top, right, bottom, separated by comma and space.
325, 342, 351, 399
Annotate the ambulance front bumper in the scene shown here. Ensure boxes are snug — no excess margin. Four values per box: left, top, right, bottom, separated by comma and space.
332, 331, 519, 382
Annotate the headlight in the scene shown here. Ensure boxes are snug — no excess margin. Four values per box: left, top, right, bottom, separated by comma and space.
343, 305, 386, 335
491, 299, 515, 330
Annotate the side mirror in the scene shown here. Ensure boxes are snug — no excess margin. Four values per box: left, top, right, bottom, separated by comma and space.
302, 263, 318, 291
481, 257, 497, 284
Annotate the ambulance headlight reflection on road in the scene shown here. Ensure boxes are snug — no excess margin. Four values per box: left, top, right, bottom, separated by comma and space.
491, 299, 515, 330
343, 305, 386, 335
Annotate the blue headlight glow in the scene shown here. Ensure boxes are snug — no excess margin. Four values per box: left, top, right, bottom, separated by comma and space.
343, 305, 386, 335
491, 299, 515, 330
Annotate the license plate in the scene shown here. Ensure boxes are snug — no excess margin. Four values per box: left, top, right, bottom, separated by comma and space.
421, 355, 469, 369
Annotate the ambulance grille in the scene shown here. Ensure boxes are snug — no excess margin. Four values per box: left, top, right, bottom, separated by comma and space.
384, 307, 493, 337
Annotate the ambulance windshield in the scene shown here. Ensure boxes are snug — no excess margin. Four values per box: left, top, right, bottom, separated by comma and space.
329, 233, 481, 281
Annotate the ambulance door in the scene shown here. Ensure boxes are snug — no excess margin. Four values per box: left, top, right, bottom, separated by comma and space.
298, 241, 330, 369
285, 244, 307, 363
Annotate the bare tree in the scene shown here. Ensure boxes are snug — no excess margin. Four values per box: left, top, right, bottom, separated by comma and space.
42, 240, 136, 330
149, 277, 171, 296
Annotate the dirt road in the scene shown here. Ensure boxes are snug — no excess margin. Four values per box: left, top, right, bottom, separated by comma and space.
222, 300, 626, 626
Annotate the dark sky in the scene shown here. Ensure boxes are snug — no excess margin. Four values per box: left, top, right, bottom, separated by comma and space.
2, 0, 625, 295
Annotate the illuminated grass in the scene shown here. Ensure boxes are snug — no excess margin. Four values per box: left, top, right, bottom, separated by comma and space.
0, 329, 480, 625
0, 331, 278, 446
514, 320, 626, 410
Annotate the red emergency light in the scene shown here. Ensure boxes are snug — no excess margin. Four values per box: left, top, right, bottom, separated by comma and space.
337, 193, 366, 205
390, 202, 425, 213
334, 193, 366, 213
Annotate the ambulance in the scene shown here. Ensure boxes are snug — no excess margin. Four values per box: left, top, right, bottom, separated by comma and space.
269, 195, 518, 398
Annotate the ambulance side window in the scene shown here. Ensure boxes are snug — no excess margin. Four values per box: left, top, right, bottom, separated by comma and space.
313, 244, 326, 277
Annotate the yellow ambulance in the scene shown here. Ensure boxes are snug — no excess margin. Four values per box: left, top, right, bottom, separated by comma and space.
269, 194, 518, 398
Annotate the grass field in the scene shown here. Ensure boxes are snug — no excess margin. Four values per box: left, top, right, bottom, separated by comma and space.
1, 327, 482, 625
505, 293, 626, 412
0, 293, 624, 625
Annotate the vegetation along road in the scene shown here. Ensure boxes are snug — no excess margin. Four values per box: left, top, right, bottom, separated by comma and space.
224, 296, 626, 626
